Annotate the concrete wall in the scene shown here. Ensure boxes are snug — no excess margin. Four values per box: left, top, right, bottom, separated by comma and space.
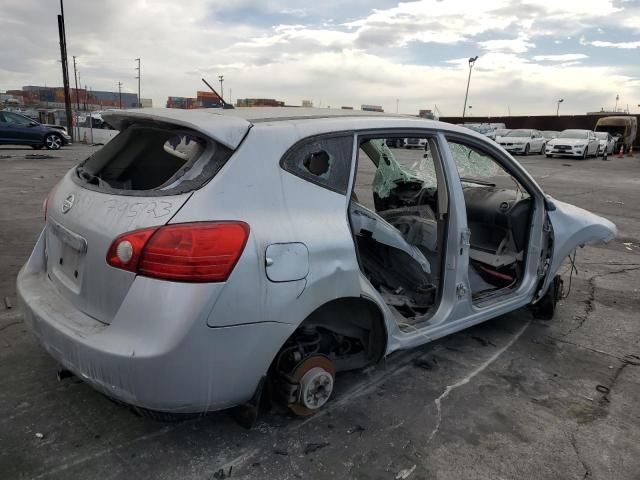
77, 127, 118, 145
439, 113, 640, 146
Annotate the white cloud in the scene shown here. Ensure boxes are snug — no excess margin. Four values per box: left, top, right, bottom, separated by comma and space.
532, 53, 588, 61
480, 36, 535, 54
590, 40, 640, 48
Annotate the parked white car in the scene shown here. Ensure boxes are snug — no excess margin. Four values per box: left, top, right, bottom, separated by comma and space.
594, 132, 616, 155
486, 128, 510, 141
498, 129, 546, 155
405, 137, 427, 149
545, 130, 600, 159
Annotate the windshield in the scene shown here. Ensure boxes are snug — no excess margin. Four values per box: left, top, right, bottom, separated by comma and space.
595, 132, 608, 140
559, 130, 588, 139
505, 130, 531, 137
542, 131, 557, 138
494, 129, 509, 136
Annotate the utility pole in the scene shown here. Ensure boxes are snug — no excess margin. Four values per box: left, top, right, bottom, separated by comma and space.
118, 81, 122, 109
57, 0, 73, 141
72, 56, 80, 138
615, 94, 619, 112
135, 58, 141, 107
556, 98, 564, 116
218, 75, 224, 101
396, 98, 399, 113
462, 56, 478, 119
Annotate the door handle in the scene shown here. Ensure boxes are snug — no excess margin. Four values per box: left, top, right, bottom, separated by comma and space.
265, 257, 274, 267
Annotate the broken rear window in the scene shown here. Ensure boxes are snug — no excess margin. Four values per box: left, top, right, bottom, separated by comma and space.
74, 124, 232, 195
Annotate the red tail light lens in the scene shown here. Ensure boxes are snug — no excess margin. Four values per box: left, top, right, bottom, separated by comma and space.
106, 222, 249, 282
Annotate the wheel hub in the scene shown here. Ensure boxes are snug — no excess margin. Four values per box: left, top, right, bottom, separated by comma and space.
299, 367, 334, 410
287, 355, 336, 416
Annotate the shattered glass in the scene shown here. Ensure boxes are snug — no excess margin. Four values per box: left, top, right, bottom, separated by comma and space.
448, 142, 509, 180
369, 139, 437, 199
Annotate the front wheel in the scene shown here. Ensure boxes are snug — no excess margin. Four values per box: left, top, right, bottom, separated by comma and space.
582, 149, 587, 160
44, 133, 62, 150
539, 142, 545, 154
530, 276, 563, 320
523, 144, 530, 155
546, 154, 552, 158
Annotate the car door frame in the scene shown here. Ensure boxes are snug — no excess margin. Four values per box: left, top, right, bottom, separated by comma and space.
426, 130, 550, 339
346, 127, 465, 353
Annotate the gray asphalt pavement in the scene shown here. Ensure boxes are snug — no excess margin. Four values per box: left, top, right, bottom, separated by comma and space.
1, 144, 639, 479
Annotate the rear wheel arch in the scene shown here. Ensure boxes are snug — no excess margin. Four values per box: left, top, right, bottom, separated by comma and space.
271, 296, 388, 375
301, 296, 388, 366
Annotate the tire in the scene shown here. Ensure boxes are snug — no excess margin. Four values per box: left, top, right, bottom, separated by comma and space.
539, 142, 545, 154
530, 276, 563, 320
523, 144, 530, 155
582, 149, 587, 160
546, 154, 552, 158
44, 133, 62, 150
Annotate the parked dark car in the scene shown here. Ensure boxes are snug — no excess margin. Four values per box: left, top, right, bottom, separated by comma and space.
0, 111, 71, 150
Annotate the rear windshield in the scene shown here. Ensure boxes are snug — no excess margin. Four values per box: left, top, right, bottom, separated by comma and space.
74, 124, 232, 195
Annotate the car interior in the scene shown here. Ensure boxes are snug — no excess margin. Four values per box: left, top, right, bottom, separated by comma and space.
349, 137, 534, 329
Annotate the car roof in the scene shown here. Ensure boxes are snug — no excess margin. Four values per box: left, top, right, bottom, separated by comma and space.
102, 107, 477, 150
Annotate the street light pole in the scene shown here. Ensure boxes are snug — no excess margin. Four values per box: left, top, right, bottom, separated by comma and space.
462, 56, 478, 119
135, 58, 141, 107
218, 75, 224, 101
615, 94, 619, 112
556, 98, 564, 116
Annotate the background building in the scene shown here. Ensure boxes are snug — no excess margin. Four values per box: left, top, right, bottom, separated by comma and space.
3, 85, 138, 109
236, 98, 285, 107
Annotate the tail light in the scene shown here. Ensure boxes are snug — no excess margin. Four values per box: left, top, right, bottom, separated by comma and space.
106, 221, 250, 282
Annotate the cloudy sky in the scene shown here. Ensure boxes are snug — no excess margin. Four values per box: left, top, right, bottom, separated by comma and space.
2, 0, 639, 116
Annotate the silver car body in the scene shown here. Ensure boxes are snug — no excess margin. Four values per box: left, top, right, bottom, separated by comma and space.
17, 108, 616, 413
545, 129, 600, 158
595, 132, 615, 155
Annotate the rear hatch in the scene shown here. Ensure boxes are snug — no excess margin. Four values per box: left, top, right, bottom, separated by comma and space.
44, 111, 250, 324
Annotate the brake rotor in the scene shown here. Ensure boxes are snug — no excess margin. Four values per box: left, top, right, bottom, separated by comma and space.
288, 355, 336, 417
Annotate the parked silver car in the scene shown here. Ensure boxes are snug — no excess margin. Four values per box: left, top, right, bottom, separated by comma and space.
594, 131, 616, 155
17, 108, 616, 420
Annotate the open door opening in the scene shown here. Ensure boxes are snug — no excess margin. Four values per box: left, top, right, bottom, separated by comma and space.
446, 140, 535, 303
349, 137, 448, 328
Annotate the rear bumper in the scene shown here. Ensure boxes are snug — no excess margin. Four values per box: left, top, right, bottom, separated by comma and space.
17, 233, 292, 413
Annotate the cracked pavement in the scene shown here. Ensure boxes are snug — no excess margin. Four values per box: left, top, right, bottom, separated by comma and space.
1, 146, 639, 479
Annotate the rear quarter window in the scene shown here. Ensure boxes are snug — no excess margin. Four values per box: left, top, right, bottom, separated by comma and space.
74, 124, 232, 195
280, 134, 353, 194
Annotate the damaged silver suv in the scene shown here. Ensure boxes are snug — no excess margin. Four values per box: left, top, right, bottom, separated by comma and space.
17, 108, 616, 420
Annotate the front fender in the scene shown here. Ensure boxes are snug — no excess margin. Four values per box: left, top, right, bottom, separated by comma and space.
542, 198, 616, 294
